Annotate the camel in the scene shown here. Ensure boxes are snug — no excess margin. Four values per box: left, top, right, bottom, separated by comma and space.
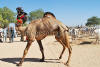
17, 12, 72, 66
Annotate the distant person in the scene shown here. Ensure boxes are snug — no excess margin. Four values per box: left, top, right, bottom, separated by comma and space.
10, 27, 14, 42
8, 23, 17, 43
3, 25, 7, 42
9, 23, 17, 37
0, 25, 3, 42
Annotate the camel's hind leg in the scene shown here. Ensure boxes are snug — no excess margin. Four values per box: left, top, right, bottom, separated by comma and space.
63, 32, 72, 66
55, 37, 66, 60
56, 31, 72, 66
17, 40, 33, 66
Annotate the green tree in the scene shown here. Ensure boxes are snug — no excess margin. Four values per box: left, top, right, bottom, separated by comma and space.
29, 9, 44, 21
0, 8, 3, 23
86, 16, 100, 26
2, 7, 16, 22
0, 15, 3, 22
0, 7, 16, 26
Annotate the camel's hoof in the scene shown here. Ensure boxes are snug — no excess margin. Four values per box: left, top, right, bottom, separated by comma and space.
61, 62, 69, 67
64, 63, 70, 67
40, 59, 44, 62
59, 57, 61, 60
17, 63, 22, 67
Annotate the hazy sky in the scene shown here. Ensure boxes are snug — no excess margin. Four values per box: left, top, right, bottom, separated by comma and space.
0, 0, 100, 26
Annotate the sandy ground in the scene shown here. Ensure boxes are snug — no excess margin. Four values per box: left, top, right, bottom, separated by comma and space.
0, 36, 100, 67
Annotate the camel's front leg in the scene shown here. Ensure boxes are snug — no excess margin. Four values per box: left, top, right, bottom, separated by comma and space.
37, 40, 45, 62
17, 40, 33, 66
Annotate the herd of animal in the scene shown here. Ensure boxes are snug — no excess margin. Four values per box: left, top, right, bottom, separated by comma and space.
69, 26, 100, 44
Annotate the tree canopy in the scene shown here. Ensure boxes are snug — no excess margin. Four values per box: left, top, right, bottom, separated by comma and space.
0, 7, 16, 27
29, 9, 44, 21
86, 16, 100, 26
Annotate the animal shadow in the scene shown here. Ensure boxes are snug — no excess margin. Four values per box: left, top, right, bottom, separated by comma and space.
0, 58, 60, 65
79, 41, 92, 45
0, 58, 40, 64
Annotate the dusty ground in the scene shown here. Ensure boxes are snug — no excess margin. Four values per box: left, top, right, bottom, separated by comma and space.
0, 36, 100, 67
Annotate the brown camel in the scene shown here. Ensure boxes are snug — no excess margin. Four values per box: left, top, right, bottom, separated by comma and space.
17, 12, 72, 66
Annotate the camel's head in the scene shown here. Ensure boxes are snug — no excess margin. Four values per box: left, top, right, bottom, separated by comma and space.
16, 7, 23, 15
